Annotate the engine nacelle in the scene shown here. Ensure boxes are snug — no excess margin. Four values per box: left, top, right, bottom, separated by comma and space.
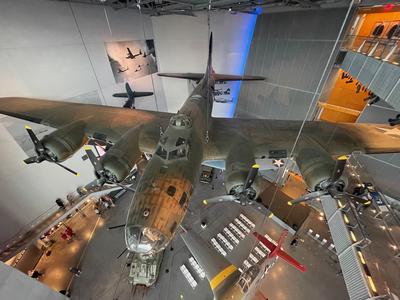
99, 127, 142, 182
295, 147, 338, 190
225, 146, 261, 200
41, 121, 87, 162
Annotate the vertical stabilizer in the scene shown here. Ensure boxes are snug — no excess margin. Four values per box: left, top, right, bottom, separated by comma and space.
205, 32, 213, 79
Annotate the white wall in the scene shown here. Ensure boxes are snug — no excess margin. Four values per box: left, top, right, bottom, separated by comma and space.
0, 0, 166, 110
152, 11, 257, 116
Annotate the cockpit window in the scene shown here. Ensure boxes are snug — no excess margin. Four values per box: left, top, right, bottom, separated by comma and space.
155, 146, 167, 159
125, 225, 167, 254
167, 185, 176, 197
169, 148, 187, 160
176, 137, 186, 146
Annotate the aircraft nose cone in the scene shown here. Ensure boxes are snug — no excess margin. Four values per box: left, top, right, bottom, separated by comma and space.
125, 225, 167, 254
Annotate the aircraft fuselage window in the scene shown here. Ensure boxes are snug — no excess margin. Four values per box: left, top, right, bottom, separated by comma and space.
167, 185, 176, 197
169, 148, 187, 160
176, 137, 186, 146
179, 192, 187, 207
156, 146, 167, 159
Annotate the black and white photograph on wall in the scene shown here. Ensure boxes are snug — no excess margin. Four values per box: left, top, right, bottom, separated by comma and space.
106, 39, 158, 83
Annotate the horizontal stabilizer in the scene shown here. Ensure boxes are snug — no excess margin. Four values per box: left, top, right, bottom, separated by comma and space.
253, 232, 306, 272
213, 74, 265, 82
112, 92, 153, 98
158, 72, 204, 81
133, 91, 154, 97
158, 72, 264, 82
112, 93, 129, 98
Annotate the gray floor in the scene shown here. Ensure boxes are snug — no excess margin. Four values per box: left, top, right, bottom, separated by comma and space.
70, 174, 349, 300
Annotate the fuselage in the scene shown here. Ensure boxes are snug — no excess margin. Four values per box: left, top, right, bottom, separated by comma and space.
125, 77, 214, 254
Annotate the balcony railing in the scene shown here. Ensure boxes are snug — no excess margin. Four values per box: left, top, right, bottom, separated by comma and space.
342, 35, 400, 66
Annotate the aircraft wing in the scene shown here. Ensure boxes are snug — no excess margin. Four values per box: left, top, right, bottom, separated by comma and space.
180, 229, 241, 299
273, 248, 306, 272
210, 118, 400, 160
253, 232, 306, 272
0, 97, 171, 143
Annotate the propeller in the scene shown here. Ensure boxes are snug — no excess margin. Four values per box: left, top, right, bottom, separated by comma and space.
203, 164, 260, 206
23, 126, 79, 176
83, 146, 135, 193
288, 156, 370, 206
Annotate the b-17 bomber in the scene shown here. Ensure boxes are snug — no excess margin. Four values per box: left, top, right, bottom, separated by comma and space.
1, 33, 400, 294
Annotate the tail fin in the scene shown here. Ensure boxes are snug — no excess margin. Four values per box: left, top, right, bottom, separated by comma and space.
253, 231, 306, 272
206, 32, 213, 78
158, 32, 265, 82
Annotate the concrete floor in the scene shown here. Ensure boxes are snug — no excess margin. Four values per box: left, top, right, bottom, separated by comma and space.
67, 174, 349, 300
35, 203, 101, 293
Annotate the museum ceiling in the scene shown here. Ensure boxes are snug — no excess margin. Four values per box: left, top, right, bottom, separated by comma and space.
52, 0, 349, 16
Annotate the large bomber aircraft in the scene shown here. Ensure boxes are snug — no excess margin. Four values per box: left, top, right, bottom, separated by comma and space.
0, 33, 400, 259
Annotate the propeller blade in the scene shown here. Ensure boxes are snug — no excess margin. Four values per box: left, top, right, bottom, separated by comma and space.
25, 126, 40, 146
25, 125, 44, 152
243, 164, 260, 190
202, 195, 237, 205
343, 193, 371, 205
114, 182, 136, 193
288, 190, 327, 205
24, 156, 39, 164
82, 178, 105, 193
55, 162, 79, 176
331, 156, 347, 182
84, 146, 103, 173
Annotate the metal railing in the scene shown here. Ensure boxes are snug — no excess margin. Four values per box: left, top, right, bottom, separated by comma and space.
342, 35, 400, 65
320, 195, 374, 300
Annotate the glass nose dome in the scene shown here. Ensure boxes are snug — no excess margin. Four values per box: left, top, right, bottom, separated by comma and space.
125, 225, 167, 254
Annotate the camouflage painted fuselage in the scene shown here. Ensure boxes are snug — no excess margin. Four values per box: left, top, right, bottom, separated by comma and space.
125, 78, 214, 254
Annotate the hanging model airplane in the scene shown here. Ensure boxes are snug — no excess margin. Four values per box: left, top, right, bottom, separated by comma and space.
1, 33, 400, 258
180, 226, 305, 300
112, 82, 153, 109
126, 47, 142, 59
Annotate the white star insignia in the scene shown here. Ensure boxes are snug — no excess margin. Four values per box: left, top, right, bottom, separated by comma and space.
272, 159, 285, 168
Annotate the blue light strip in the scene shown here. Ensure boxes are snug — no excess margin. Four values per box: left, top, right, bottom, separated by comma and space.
227, 14, 258, 117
